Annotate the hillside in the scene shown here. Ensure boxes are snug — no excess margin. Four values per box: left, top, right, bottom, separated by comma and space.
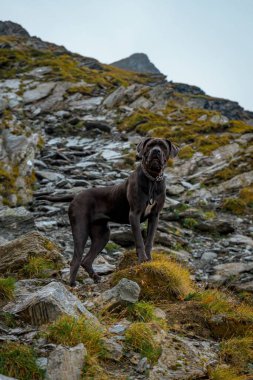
0, 21, 253, 380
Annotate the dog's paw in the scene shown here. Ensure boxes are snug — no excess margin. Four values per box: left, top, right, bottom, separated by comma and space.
69, 281, 76, 287
92, 273, 101, 283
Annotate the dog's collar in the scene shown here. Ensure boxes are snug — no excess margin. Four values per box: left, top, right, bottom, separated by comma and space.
141, 162, 164, 182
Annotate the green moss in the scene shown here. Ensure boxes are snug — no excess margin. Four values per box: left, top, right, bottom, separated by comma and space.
125, 322, 161, 363
105, 241, 120, 253
67, 85, 94, 96
178, 145, 195, 159
240, 186, 253, 208
182, 217, 198, 229
0, 342, 44, 380
0, 312, 17, 328
0, 277, 16, 301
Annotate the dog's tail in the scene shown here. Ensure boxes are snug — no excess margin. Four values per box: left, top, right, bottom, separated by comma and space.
35, 194, 75, 202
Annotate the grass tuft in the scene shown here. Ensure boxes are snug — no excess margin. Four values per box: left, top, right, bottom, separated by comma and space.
127, 301, 156, 322
0, 342, 44, 380
23, 256, 54, 278
220, 337, 253, 373
209, 365, 250, 380
0, 277, 16, 301
46, 314, 105, 358
125, 322, 161, 363
113, 252, 193, 301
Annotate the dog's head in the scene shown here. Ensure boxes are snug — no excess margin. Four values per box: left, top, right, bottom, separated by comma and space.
136, 137, 179, 173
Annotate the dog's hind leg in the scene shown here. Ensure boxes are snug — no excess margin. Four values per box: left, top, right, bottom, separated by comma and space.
81, 221, 110, 283
69, 213, 89, 287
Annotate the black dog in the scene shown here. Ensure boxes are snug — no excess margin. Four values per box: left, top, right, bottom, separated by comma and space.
39, 138, 179, 286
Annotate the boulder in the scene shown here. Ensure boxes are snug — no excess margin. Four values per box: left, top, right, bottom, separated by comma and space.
209, 262, 253, 284
3, 281, 98, 326
0, 206, 35, 241
103, 86, 126, 108
0, 231, 64, 275
46, 343, 87, 380
23, 82, 55, 103
149, 333, 218, 380
101, 278, 140, 304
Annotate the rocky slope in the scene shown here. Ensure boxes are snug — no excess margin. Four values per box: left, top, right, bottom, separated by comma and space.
111, 53, 162, 75
0, 21, 253, 380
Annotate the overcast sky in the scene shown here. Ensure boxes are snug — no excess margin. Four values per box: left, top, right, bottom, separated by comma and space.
2, 0, 253, 111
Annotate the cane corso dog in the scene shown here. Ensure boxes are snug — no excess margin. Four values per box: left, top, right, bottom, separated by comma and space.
40, 138, 179, 286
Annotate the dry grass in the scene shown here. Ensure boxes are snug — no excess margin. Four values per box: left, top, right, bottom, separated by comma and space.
112, 252, 193, 301
209, 365, 250, 380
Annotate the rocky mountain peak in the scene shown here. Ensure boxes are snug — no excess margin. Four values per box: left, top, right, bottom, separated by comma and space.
111, 52, 162, 74
0, 20, 30, 37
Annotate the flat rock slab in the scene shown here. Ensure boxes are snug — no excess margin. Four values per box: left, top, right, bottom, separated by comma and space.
149, 333, 218, 380
0, 206, 35, 239
4, 281, 98, 326
46, 343, 86, 380
209, 262, 253, 284
23, 82, 55, 103
0, 231, 64, 275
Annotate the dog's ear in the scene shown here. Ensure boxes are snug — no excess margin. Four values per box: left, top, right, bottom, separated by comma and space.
136, 137, 152, 160
165, 139, 179, 158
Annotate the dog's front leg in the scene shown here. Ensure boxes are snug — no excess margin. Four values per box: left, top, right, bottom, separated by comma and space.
145, 212, 159, 260
129, 210, 148, 263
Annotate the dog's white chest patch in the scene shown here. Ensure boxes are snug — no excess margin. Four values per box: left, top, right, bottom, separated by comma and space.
144, 201, 156, 217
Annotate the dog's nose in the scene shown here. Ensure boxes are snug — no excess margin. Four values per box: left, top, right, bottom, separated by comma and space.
152, 148, 161, 156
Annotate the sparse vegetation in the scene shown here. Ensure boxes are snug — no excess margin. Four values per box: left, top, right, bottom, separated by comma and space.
127, 301, 156, 322
0, 342, 44, 380
125, 322, 161, 363
22, 256, 54, 278
209, 365, 249, 380
0, 277, 16, 301
220, 337, 253, 373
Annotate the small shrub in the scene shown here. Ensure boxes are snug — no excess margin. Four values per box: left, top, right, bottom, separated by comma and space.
0, 342, 44, 380
220, 337, 253, 372
179, 145, 195, 159
112, 252, 193, 301
46, 315, 105, 358
0, 277, 15, 301
105, 241, 120, 253
240, 186, 253, 208
125, 322, 161, 363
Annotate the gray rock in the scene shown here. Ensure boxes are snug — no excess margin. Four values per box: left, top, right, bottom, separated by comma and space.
103, 337, 123, 361
209, 262, 253, 284
4, 281, 98, 326
166, 184, 185, 196
228, 234, 253, 246
68, 96, 103, 111
0, 231, 64, 275
36, 170, 65, 182
201, 251, 217, 261
149, 333, 218, 380
130, 96, 152, 109
212, 170, 253, 194
137, 357, 149, 373
210, 114, 229, 124
46, 343, 87, 380
93, 256, 116, 274
0, 206, 35, 241
0, 375, 18, 380
101, 278, 140, 304
27, 67, 52, 78
103, 86, 126, 108
23, 82, 55, 103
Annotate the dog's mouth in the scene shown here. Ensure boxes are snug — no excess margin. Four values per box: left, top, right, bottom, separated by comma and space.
148, 157, 163, 171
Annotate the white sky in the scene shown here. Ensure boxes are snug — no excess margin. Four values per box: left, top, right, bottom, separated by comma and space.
1, 0, 253, 111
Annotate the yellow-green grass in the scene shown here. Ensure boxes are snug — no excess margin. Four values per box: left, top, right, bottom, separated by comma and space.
125, 322, 161, 363
22, 256, 55, 278
193, 290, 253, 338
0, 342, 44, 380
220, 336, 253, 373
127, 301, 156, 322
0, 277, 16, 301
46, 315, 106, 358
209, 365, 250, 380
221, 187, 253, 215
112, 252, 194, 301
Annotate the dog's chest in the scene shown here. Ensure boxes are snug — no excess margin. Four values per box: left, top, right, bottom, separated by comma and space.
144, 201, 157, 217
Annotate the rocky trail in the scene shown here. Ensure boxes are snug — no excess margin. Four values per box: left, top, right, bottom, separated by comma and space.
0, 21, 253, 380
